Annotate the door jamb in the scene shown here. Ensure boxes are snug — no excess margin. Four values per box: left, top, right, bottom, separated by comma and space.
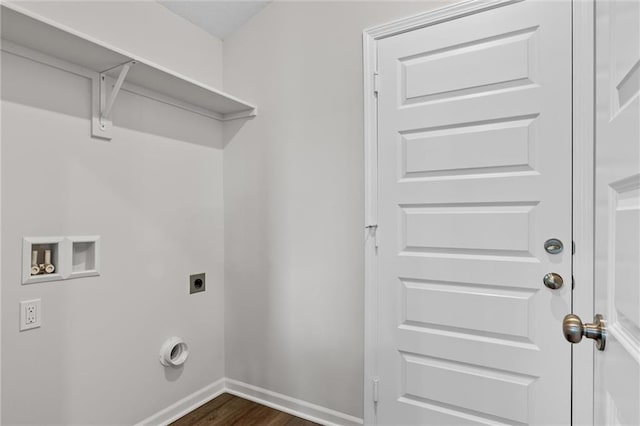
571, 0, 595, 424
363, 0, 595, 424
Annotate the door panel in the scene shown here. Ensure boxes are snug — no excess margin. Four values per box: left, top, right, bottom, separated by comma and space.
376, 1, 572, 424
595, 0, 640, 424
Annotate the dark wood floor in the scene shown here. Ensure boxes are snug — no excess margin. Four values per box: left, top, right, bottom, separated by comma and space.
171, 393, 320, 426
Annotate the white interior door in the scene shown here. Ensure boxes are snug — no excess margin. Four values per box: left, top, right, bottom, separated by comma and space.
594, 0, 640, 424
374, 1, 572, 424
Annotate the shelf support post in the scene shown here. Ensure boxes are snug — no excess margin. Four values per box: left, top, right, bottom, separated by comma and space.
101, 62, 131, 122
92, 60, 135, 140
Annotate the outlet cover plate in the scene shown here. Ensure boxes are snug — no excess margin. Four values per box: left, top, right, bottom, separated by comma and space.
20, 299, 41, 331
190, 273, 206, 294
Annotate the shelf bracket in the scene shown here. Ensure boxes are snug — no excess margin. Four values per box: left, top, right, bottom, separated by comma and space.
92, 60, 135, 140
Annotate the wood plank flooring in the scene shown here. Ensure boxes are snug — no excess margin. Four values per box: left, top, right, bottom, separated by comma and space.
170, 393, 320, 426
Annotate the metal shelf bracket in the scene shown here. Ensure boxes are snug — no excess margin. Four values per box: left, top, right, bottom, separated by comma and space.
92, 60, 135, 140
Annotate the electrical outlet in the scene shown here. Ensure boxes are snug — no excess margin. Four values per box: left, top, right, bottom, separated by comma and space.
189, 273, 206, 294
26, 305, 36, 324
20, 299, 41, 331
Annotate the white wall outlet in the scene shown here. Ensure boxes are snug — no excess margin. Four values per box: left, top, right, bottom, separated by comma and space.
20, 299, 41, 331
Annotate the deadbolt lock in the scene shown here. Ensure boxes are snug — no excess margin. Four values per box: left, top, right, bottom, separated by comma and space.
563, 313, 606, 351
544, 238, 564, 254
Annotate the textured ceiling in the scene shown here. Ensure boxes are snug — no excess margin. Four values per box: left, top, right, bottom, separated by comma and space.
158, 1, 270, 40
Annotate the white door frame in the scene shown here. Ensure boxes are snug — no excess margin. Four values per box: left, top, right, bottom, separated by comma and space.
363, 0, 595, 424
571, 1, 595, 425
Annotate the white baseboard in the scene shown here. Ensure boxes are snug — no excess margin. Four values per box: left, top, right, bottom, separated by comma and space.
136, 378, 225, 426
137, 378, 363, 426
225, 378, 364, 426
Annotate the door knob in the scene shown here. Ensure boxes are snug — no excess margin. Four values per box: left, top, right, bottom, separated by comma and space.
543, 272, 563, 289
562, 313, 606, 351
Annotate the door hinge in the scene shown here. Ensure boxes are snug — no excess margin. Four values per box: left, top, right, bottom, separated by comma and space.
373, 377, 379, 403
572, 240, 576, 255
365, 224, 379, 248
373, 72, 380, 95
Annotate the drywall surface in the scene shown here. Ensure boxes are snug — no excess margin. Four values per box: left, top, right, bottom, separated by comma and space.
1, 16, 224, 426
223, 1, 454, 418
6, 0, 224, 88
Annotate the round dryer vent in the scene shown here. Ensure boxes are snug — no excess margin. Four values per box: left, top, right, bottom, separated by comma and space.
159, 337, 189, 367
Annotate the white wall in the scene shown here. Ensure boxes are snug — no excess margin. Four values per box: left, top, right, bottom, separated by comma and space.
1, 3, 226, 424
222, 1, 454, 418
1, 1, 467, 423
